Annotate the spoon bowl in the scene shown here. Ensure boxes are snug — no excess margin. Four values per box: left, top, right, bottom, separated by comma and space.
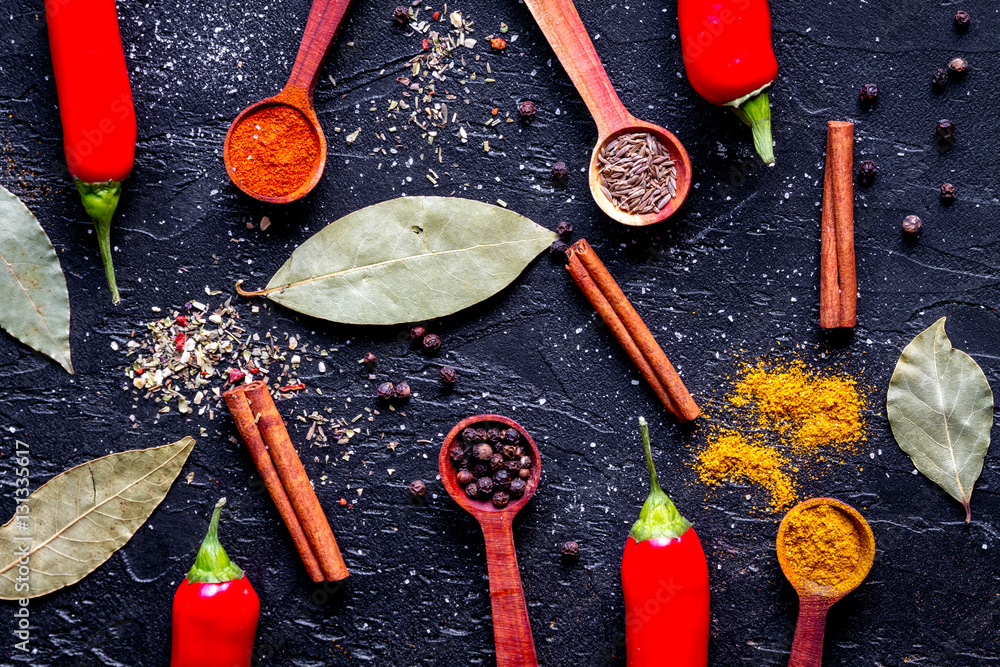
439, 414, 541, 517
223, 0, 352, 203
776, 497, 875, 667
223, 97, 327, 204
438, 414, 540, 667
589, 121, 692, 226
523, 0, 691, 226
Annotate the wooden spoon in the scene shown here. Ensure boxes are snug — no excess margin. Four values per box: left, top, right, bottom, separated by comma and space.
438, 415, 541, 667
223, 0, 353, 203
776, 498, 875, 667
522, 0, 691, 226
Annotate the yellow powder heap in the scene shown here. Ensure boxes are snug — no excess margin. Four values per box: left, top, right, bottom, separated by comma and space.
782, 505, 862, 588
733, 361, 864, 452
694, 360, 867, 512
694, 431, 798, 512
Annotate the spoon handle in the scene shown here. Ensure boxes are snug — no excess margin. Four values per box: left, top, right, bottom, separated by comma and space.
788, 595, 831, 667
284, 0, 353, 101
522, 0, 632, 137
479, 513, 538, 667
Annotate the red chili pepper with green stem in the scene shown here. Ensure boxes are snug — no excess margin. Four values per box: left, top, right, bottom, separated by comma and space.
45, 0, 137, 303
621, 417, 710, 666
172, 498, 260, 667
678, 0, 779, 165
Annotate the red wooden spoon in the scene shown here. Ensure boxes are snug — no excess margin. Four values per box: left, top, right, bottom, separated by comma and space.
438, 415, 540, 667
776, 498, 875, 667
522, 0, 691, 226
223, 0, 352, 203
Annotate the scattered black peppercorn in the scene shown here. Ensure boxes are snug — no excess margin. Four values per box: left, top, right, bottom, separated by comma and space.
486, 428, 502, 443
550, 239, 570, 260
954, 10, 971, 31
494, 469, 511, 488
489, 453, 505, 471
932, 68, 949, 90
859, 83, 879, 107
552, 161, 569, 180
473, 443, 494, 461
509, 478, 526, 497
556, 221, 573, 238
492, 491, 510, 509
410, 325, 426, 342
560, 540, 580, 558
439, 365, 457, 385
465, 482, 479, 498
935, 119, 956, 150
518, 100, 537, 118
393, 5, 409, 25
409, 480, 426, 496
941, 183, 956, 203
902, 215, 923, 236
362, 351, 377, 366
394, 381, 411, 400
449, 444, 465, 463
376, 381, 395, 400
477, 476, 494, 496
948, 57, 969, 75
858, 160, 877, 186
422, 333, 441, 353
457, 469, 474, 486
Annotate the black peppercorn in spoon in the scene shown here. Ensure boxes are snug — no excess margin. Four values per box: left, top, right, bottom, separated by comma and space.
438, 415, 540, 667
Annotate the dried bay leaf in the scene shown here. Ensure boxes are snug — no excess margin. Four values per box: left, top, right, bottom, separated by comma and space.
0, 437, 195, 599
0, 184, 72, 373
237, 196, 557, 325
887, 318, 993, 523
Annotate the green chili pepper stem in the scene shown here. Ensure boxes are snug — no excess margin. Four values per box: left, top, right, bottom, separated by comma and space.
75, 179, 122, 305
628, 417, 692, 543
186, 498, 245, 585
731, 90, 775, 167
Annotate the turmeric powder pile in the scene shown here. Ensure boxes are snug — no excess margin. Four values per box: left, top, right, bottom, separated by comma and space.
782, 504, 862, 588
694, 360, 866, 512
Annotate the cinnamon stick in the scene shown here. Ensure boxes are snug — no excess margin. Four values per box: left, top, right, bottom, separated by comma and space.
822, 120, 857, 329
566, 257, 679, 415
565, 239, 700, 422
244, 382, 349, 582
223, 385, 325, 583
819, 134, 841, 329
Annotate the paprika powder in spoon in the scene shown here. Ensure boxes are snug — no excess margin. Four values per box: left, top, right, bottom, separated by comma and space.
622, 417, 709, 666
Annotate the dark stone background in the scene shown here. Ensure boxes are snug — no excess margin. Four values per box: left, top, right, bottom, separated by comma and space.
1, 0, 999, 664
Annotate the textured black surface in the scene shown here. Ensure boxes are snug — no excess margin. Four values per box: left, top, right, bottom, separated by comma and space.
2, 0, 1000, 664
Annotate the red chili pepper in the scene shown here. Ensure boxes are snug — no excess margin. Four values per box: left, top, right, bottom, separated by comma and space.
678, 0, 778, 165
490, 37, 507, 50
432, 11, 440, 20
45, 0, 136, 304
171, 498, 259, 667
174, 333, 187, 352
621, 418, 709, 666
279, 382, 305, 392
176, 316, 188, 326
422, 38, 430, 50
228, 368, 246, 384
